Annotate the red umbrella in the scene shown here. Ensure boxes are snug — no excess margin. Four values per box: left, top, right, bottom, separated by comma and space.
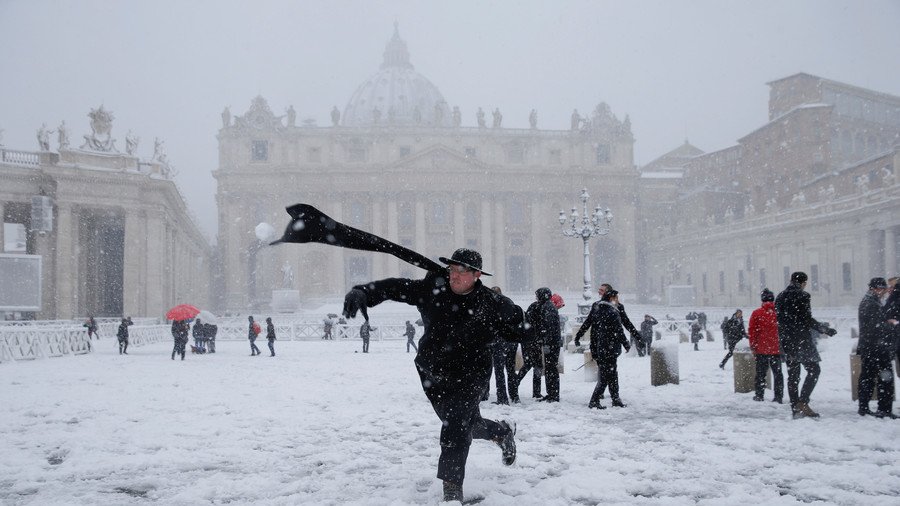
166, 304, 200, 321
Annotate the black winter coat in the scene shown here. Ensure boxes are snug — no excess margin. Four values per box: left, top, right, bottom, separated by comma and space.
722, 315, 747, 345
640, 317, 658, 343
354, 271, 524, 392
775, 283, 825, 362
526, 295, 561, 348
116, 321, 132, 340
575, 300, 629, 360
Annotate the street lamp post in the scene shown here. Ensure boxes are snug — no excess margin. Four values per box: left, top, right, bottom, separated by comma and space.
559, 188, 613, 321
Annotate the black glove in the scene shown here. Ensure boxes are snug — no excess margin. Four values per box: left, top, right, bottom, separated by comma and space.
823, 327, 837, 337
624, 342, 632, 353
342, 289, 369, 321
574, 339, 581, 348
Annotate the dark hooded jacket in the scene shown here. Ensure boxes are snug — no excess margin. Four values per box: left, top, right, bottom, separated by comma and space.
354, 271, 524, 392
775, 282, 827, 362
858, 291, 892, 359
526, 288, 562, 348
575, 300, 629, 360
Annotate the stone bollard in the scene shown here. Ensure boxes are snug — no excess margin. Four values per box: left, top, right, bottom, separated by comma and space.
705, 330, 714, 342
583, 351, 598, 382
850, 327, 858, 340
679, 331, 689, 343
654, 330, 661, 341
651, 343, 679, 386
732, 351, 756, 393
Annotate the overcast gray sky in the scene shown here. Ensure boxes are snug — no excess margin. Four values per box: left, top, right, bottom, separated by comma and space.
1, 0, 898, 240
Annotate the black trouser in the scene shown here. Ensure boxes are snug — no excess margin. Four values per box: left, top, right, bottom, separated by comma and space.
491, 343, 514, 403
512, 342, 543, 398
407, 337, 418, 353
173, 339, 186, 359
635, 339, 645, 357
267, 339, 275, 356
786, 359, 820, 408
249, 339, 260, 355
362, 337, 369, 353
208, 339, 216, 353
591, 355, 620, 403
859, 354, 895, 413
720, 341, 738, 367
418, 370, 507, 487
118, 338, 128, 354
543, 345, 561, 400
754, 354, 784, 401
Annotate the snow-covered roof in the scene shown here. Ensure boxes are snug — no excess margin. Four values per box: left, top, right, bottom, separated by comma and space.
640, 171, 683, 179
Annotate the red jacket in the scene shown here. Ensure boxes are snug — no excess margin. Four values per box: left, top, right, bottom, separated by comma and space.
748, 302, 779, 355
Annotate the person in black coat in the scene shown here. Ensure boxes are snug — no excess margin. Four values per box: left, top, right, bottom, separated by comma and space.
248, 316, 262, 356
775, 272, 837, 419
511, 294, 547, 401
857, 278, 895, 418
487, 286, 516, 405
690, 320, 703, 351
532, 287, 562, 402
192, 318, 206, 353
171, 319, 188, 360
405, 320, 418, 353
205, 323, 217, 353
266, 317, 277, 357
641, 315, 658, 355
586, 283, 639, 399
575, 289, 631, 409
116, 317, 132, 355
719, 310, 747, 368
359, 320, 373, 353
342, 248, 522, 503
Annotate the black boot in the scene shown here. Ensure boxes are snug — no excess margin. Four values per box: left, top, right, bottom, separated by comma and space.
442, 481, 463, 502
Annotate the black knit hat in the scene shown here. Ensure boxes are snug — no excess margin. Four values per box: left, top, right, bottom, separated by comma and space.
868, 277, 887, 289
760, 288, 774, 302
791, 271, 808, 284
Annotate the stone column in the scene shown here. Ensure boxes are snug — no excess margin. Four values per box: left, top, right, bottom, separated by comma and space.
0, 201, 5, 252
34, 228, 56, 319
530, 200, 545, 286
387, 200, 399, 277
329, 200, 344, 293
145, 211, 166, 318
415, 200, 426, 255
453, 198, 464, 247
493, 200, 506, 287
371, 200, 384, 279
123, 210, 145, 316
885, 227, 897, 276
480, 199, 492, 268
53, 204, 75, 319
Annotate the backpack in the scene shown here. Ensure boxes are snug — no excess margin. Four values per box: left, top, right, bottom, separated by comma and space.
252, 322, 261, 335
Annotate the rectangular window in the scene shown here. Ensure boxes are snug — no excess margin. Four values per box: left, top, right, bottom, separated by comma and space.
783, 266, 791, 287
465, 203, 478, 226
347, 147, 366, 162
251, 140, 268, 161
465, 147, 476, 159
307, 147, 321, 163
506, 144, 524, 164
596, 144, 610, 164
719, 271, 725, 293
549, 149, 562, 165
431, 202, 448, 225
738, 270, 746, 292
398, 204, 414, 228
759, 268, 766, 290
399, 146, 411, 157
508, 202, 526, 227
810, 264, 819, 291
702, 273, 708, 293
842, 262, 852, 291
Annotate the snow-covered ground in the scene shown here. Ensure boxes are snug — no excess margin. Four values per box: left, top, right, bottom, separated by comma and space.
1, 318, 897, 505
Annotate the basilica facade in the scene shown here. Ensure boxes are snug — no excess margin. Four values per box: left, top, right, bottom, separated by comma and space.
640, 73, 900, 307
215, 27, 639, 310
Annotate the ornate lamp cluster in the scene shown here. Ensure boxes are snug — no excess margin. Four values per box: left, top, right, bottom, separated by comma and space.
558, 188, 614, 316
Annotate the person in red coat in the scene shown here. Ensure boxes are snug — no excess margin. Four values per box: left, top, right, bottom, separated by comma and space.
748, 289, 784, 403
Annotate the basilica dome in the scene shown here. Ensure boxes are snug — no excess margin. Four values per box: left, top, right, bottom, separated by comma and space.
342, 25, 450, 128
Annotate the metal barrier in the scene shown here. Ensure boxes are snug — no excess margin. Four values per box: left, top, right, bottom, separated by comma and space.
211, 322, 414, 342
0, 326, 92, 362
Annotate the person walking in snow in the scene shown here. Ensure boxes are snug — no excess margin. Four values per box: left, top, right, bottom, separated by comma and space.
857, 277, 895, 418
776, 271, 837, 419
116, 317, 132, 355
171, 319, 188, 360
342, 248, 522, 503
719, 310, 747, 368
248, 316, 262, 356
265, 317, 277, 357
359, 320, 373, 353
583, 283, 641, 400
487, 286, 516, 405
690, 320, 703, 351
510, 297, 546, 401
192, 318, 206, 353
405, 320, 418, 353
575, 288, 631, 409
526, 287, 561, 402
748, 289, 784, 403
84, 316, 99, 340
641, 314, 658, 355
